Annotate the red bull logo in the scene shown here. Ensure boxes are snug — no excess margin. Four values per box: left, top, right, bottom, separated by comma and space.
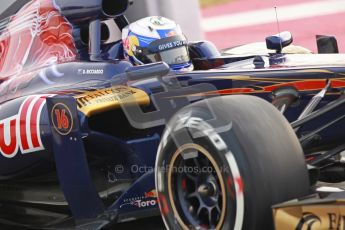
145, 189, 157, 198
0, 95, 49, 158
123, 38, 130, 51
166, 30, 177, 37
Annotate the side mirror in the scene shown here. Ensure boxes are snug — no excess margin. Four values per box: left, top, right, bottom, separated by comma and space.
316, 35, 339, 53
188, 41, 221, 59
266, 31, 293, 53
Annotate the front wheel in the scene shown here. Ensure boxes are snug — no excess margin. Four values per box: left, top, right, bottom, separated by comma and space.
155, 95, 310, 230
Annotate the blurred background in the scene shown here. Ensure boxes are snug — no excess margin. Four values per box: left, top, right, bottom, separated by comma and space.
126, 0, 345, 53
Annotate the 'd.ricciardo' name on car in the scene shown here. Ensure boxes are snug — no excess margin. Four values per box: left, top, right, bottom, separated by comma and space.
77, 69, 104, 75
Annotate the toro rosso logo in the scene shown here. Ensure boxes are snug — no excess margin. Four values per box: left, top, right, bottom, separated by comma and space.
120, 190, 158, 209
0, 95, 49, 158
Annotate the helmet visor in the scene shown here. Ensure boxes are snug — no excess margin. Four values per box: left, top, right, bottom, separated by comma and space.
146, 46, 190, 65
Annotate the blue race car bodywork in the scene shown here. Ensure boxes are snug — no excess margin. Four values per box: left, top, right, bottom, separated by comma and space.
0, 0, 345, 229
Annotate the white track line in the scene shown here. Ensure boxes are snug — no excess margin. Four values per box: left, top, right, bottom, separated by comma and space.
202, 0, 345, 32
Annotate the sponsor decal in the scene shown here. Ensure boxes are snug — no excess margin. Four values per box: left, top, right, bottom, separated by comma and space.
274, 201, 345, 230
76, 87, 135, 107
51, 103, 73, 135
327, 212, 345, 230
0, 95, 48, 158
132, 199, 157, 208
166, 30, 177, 37
158, 40, 186, 51
145, 189, 157, 198
120, 189, 158, 209
74, 86, 150, 117
296, 212, 321, 230
125, 36, 140, 57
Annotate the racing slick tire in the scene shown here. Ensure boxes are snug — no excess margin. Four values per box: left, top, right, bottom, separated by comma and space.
155, 95, 310, 230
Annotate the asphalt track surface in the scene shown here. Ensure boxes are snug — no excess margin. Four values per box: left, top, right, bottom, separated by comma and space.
202, 0, 345, 52
114, 216, 166, 229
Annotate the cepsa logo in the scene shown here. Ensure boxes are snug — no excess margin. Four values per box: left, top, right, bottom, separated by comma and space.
0, 95, 49, 158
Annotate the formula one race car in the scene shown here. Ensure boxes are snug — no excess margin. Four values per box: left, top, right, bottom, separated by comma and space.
0, 0, 345, 229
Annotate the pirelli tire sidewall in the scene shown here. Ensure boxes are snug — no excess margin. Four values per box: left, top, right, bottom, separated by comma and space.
155, 95, 310, 230
157, 130, 237, 230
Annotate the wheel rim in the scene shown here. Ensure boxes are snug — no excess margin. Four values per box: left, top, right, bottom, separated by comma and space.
167, 143, 227, 230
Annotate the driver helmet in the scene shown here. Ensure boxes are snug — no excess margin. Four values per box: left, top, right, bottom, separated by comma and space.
122, 16, 193, 71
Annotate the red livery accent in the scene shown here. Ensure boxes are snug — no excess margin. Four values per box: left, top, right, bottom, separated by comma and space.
201, 78, 345, 96
0, 0, 77, 81
30, 97, 47, 148
19, 96, 35, 151
0, 95, 49, 158
0, 118, 18, 157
